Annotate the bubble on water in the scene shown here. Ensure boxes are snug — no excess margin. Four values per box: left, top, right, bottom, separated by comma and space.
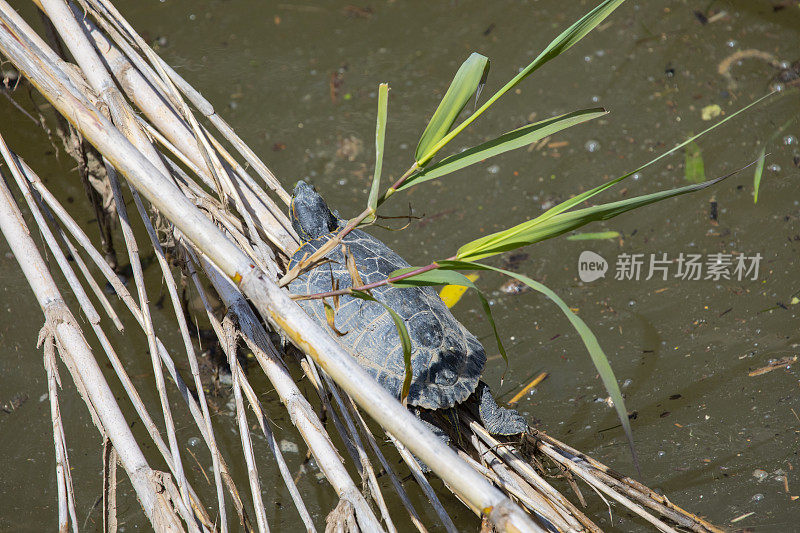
584, 55, 592, 63
726, 39, 737, 48
768, 164, 781, 173
487, 164, 500, 174
622, 379, 633, 388
752, 469, 768, 482
591, 95, 600, 103
399, 143, 409, 150
779, 60, 792, 69
595, 49, 605, 57
585, 140, 601, 153
783, 135, 797, 146
751, 493, 765, 503
632, 172, 642, 181
628, 300, 636, 307
187, 437, 201, 448
657, 450, 666, 457
337, 178, 348, 186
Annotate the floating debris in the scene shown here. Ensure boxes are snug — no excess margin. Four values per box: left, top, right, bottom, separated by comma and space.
701, 104, 722, 121
439, 274, 480, 308
279, 439, 299, 454
748, 355, 796, 376
508, 372, 548, 405
499, 278, 531, 295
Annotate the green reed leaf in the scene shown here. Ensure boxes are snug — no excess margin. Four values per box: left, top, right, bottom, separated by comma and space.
397, 108, 606, 193
351, 289, 413, 405
438, 260, 639, 473
415, 53, 490, 164
416, 0, 627, 166
366, 83, 389, 222
458, 172, 740, 261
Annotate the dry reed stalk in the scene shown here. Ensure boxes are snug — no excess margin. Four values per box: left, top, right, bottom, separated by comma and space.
0, 135, 186, 531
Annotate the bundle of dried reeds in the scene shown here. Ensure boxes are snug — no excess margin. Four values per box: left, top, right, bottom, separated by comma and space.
0, 1, 723, 531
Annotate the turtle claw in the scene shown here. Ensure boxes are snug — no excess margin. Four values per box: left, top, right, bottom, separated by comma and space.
474, 381, 528, 435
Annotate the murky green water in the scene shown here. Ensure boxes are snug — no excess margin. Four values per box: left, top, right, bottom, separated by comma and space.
1, 1, 799, 531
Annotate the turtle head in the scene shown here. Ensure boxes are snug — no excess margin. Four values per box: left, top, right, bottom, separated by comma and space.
290, 181, 340, 241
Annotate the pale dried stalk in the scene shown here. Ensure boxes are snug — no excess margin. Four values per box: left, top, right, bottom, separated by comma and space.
221, 316, 270, 533
532, 432, 722, 533
7, 150, 211, 526
123, 177, 229, 531
30, 0, 197, 517
72, 0, 297, 252
14, 154, 248, 529
385, 434, 460, 533
85, 0, 290, 206
196, 254, 383, 531
104, 159, 196, 525
464, 417, 595, 530
43, 339, 78, 533
183, 253, 316, 532
345, 399, 428, 533
103, 439, 118, 533
319, 371, 397, 533
0, 136, 184, 531
466, 434, 579, 532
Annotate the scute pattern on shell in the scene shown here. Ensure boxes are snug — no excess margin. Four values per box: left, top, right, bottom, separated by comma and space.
288, 229, 485, 410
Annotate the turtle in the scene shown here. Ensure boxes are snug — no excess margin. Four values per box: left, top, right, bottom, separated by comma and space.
287, 181, 527, 439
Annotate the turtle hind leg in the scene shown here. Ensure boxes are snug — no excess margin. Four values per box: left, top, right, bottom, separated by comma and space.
473, 381, 528, 435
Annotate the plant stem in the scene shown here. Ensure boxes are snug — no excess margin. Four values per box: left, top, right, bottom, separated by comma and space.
296, 255, 457, 300
378, 162, 419, 206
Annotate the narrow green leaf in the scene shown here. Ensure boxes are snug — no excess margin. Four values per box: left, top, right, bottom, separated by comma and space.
415, 53, 490, 164
366, 83, 389, 222
684, 140, 705, 183
350, 289, 413, 405
438, 260, 639, 473
323, 300, 347, 336
397, 109, 606, 192
753, 147, 765, 203
417, 0, 627, 166
752, 116, 793, 204
530, 91, 774, 228
566, 231, 620, 241
389, 268, 507, 373
458, 172, 737, 261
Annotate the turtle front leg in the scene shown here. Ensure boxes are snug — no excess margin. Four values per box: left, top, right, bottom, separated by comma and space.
473, 381, 528, 435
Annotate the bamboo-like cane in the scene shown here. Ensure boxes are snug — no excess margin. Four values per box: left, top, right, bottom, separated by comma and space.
68, 0, 298, 252
0, 9, 542, 531
0, 136, 185, 531
183, 253, 316, 532
12, 152, 248, 530
42, 339, 79, 533
6, 150, 217, 528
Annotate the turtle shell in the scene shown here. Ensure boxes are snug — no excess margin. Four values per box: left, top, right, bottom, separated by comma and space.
288, 228, 485, 410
